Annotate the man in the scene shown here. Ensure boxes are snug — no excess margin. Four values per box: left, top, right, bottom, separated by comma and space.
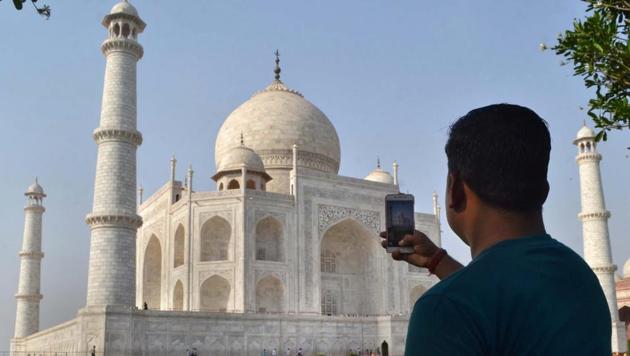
383, 104, 611, 355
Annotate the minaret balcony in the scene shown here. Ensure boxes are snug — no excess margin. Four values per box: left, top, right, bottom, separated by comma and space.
577, 210, 611, 221
101, 38, 143, 58
575, 152, 602, 162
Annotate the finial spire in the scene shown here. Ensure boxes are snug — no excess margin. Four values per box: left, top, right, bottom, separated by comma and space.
240, 132, 244, 146
274, 49, 281, 81
377, 157, 381, 168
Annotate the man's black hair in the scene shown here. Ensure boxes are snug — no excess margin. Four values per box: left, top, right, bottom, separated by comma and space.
445, 103, 551, 212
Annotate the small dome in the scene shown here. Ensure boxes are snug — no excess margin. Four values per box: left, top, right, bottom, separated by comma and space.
25, 179, 45, 196
217, 145, 266, 173
576, 125, 595, 140
623, 258, 630, 279
110, 1, 139, 17
365, 167, 394, 184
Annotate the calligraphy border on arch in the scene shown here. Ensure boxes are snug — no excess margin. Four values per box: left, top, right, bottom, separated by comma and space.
317, 204, 381, 236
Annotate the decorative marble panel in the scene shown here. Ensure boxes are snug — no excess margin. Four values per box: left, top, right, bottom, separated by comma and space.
318, 204, 381, 236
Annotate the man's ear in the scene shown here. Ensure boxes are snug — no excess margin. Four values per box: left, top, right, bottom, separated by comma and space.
448, 172, 466, 213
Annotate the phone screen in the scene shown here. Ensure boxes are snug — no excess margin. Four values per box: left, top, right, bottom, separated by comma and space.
386, 197, 415, 251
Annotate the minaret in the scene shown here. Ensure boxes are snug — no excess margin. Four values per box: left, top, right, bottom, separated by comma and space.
14, 179, 46, 338
574, 124, 627, 354
85, 1, 145, 306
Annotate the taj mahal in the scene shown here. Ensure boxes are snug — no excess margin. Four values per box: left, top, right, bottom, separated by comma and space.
10, 1, 630, 356
10, 2, 440, 355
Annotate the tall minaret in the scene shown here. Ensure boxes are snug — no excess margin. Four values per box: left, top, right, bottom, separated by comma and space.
574, 124, 627, 354
14, 179, 46, 338
85, 1, 145, 306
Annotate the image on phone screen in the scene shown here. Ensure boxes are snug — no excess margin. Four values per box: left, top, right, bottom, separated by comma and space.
385, 194, 415, 253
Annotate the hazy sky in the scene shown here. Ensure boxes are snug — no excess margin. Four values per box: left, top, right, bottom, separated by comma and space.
1, 0, 629, 350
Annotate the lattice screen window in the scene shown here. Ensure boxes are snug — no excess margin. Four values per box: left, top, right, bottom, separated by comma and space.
321, 290, 338, 315
320, 250, 336, 273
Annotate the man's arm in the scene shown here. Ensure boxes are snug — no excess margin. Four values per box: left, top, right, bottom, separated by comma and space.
380, 230, 463, 280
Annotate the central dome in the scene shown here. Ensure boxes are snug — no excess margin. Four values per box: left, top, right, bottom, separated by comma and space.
215, 79, 341, 175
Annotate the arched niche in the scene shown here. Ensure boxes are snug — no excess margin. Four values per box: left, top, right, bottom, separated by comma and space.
173, 224, 185, 268
246, 179, 256, 190
320, 218, 381, 316
255, 275, 284, 313
227, 179, 240, 190
199, 275, 230, 312
173, 280, 184, 311
200, 216, 231, 261
255, 216, 284, 262
143, 235, 162, 309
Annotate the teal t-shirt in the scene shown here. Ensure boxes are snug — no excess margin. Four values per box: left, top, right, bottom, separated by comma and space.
405, 234, 611, 356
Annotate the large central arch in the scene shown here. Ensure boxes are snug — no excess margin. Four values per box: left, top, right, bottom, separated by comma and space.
320, 218, 382, 316
143, 235, 162, 309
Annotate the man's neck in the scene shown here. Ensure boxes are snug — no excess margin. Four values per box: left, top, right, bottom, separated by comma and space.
468, 209, 546, 258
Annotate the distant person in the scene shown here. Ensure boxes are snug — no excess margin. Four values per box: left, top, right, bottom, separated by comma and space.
296, 347, 303, 356
285, 347, 291, 356
142, 301, 148, 310
382, 104, 612, 355
272, 348, 277, 356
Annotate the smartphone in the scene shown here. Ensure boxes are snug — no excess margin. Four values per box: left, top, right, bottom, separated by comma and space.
385, 193, 415, 254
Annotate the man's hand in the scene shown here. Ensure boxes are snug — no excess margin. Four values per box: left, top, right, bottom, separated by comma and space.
380, 229, 464, 280
380, 230, 439, 268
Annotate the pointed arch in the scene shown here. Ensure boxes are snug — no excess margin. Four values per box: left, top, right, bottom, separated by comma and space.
200, 216, 231, 261
142, 235, 162, 309
255, 216, 284, 261
173, 280, 184, 311
320, 218, 381, 315
199, 275, 231, 312
227, 179, 240, 190
173, 224, 185, 268
255, 275, 284, 313
246, 179, 256, 190
122, 23, 130, 38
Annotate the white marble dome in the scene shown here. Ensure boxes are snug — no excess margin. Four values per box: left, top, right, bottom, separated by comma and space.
365, 167, 394, 184
25, 179, 45, 196
576, 125, 595, 140
217, 145, 266, 173
110, 1, 139, 17
623, 258, 630, 279
215, 79, 341, 174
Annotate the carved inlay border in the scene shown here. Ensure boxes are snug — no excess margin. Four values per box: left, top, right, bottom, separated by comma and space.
199, 210, 233, 225
254, 270, 287, 286
318, 204, 381, 236
258, 149, 339, 173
